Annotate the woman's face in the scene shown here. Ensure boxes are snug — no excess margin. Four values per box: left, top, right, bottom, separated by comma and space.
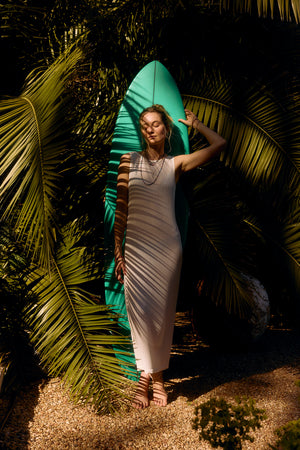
140, 112, 167, 147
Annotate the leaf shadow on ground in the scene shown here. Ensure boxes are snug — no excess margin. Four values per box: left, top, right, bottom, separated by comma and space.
166, 311, 300, 403
0, 381, 43, 449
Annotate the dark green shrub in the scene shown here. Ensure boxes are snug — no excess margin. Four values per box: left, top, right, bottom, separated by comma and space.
192, 396, 266, 450
270, 381, 300, 449
270, 419, 300, 450
0, 225, 42, 394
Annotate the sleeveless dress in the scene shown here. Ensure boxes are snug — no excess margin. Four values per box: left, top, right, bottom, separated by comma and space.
124, 152, 182, 374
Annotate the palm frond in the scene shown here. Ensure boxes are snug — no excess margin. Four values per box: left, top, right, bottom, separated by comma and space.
0, 4, 46, 39
220, 0, 300, 23
183, 83, 300, 307
26, 223, 134, 411
184, 167, 259, 316
0, 224, 42, 395
0, 45, 82, 269
183, 87, 300, 210
244, 207, 300, 297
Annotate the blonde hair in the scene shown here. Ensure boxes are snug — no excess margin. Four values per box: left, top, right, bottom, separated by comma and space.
139, 104, 173, 151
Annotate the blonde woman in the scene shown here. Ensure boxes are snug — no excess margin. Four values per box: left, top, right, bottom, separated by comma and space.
114, 105, 226, 409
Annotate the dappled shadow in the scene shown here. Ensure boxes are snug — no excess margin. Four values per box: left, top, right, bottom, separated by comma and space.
104, 92, 189, 376
0, 380, 43, 449
165, 311, 300, 403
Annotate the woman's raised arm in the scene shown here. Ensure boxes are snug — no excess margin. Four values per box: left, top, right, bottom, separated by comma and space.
175, 109, 226, 179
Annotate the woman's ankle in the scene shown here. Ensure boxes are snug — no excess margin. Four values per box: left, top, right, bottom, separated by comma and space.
151, 372, 167, 406
151, 371, 164, 383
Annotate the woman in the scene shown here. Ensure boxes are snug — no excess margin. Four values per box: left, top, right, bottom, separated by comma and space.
114, 105, 226, 409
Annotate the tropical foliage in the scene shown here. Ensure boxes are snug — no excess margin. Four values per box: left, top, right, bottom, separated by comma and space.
220, 0, 300, 23
0, 46, 83, 269
180, 76, 300, 315
26, 222, 135, 409
0, 42, 136, 409
0, 225, 41, 394
0, 0, 299, 409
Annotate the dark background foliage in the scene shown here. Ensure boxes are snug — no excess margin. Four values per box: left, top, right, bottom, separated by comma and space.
0, 0, 299, 402
1, 0, 299, 318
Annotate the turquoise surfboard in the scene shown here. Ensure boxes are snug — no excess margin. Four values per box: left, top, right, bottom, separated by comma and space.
104, 61, 189, 376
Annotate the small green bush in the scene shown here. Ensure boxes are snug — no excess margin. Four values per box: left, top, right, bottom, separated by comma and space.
192, 396, 266, 450
270, 419, 300, 450
270, 380, 300, 450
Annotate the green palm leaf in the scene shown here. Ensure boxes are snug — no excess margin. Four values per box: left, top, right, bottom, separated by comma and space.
26, 223, 134, 411
245, 205, 300, 297
183, 89, 300, 208
184, 168, 258, 316
182, 82, 299, 310
0, 45, 82, 269
220, 0, 300, 23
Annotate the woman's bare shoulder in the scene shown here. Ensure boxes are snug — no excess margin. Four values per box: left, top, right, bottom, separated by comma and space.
120, 151, 142, 159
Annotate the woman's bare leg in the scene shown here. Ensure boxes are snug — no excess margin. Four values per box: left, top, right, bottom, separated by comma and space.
132, 371, 150, 409
152, 371, 168, 407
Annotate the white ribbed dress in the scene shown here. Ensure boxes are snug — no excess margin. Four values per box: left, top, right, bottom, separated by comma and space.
124, 152, 182, 374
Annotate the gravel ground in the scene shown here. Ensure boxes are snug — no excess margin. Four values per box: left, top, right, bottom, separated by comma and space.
0, 312, 299, 449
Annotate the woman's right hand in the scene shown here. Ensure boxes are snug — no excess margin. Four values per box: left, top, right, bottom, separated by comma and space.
178, 109, 199, 128
115, 255, 126, 284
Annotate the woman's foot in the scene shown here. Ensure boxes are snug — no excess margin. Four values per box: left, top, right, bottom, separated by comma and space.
152, 371, 168, 407
132, 372, 150, 409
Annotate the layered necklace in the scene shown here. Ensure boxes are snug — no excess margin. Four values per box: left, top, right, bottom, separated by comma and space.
140, 151, 166, 185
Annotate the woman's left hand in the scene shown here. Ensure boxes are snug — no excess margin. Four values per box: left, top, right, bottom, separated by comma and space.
115, 255, 126, 284
178, 109, 199, 128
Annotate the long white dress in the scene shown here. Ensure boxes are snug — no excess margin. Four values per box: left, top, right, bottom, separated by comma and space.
124, 152, 182, 374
